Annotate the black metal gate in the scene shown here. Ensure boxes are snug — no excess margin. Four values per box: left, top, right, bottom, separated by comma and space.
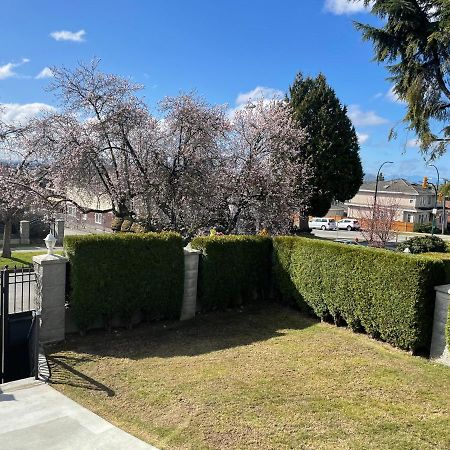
0, 266, 39, 384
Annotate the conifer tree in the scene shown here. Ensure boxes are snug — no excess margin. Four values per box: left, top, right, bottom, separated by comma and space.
288, 72, 363, 216
354, 0, 450, 158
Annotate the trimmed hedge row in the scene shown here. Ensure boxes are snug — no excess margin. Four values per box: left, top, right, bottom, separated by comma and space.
64, 232, 184, 330
273, 236, 450, 352
190, 235, 272, 311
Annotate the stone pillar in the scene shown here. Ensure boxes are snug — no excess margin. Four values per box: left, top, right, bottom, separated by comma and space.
33, 254, 68, 344
19, 220, 30, 245
180, 247, 201, 321
55, 219, 65, 245
430, 284, 450, 366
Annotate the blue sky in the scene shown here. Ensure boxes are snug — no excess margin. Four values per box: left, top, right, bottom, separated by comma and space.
1, 0, 447, 182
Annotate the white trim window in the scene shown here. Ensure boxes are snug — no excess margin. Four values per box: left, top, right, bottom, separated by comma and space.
94, 213, 103, 224
67, 205, 77, 217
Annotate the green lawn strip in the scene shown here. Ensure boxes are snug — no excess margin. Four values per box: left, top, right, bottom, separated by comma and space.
49, 305, 450, 450
0, 250, 64, 268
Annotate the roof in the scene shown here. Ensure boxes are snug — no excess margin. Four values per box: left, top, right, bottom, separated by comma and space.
359, 178, 434, 195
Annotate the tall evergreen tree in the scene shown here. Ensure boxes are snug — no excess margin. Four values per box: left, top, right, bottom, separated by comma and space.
288, 73, 363, 216
353, 0, 450, 158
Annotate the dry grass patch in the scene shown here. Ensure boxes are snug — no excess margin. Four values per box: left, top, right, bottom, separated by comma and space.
49, 304, 450, 450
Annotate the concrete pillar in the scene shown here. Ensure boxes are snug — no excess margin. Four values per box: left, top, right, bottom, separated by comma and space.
33, 254, 68, 344
430, 284, 450, 366
19, 220, 30, 245
180, 247, 201, 320
55, 219, 65, 245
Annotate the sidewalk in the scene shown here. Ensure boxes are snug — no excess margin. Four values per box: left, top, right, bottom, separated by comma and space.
7, 246, 64, 253
0, 378, 157, 450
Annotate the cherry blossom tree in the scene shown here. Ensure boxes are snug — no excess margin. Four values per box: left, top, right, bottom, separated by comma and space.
27, 60, 158, 219
223, 100, 314, 234
0, 113, 38, 257
2, 61, 316, 239
139, 93, 229, 234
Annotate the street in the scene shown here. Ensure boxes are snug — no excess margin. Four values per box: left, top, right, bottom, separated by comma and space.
312, 229, 409, 244
312, 228, 450, 243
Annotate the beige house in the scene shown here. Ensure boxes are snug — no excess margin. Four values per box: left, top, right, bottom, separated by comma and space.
345, 178, 440, 226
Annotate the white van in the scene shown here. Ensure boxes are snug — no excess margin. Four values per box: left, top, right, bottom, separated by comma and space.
308, 217, 337, 231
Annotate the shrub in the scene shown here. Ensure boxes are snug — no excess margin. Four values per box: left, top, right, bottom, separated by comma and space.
111, 217, 124, 231
64, 232, 184, 330
191, 235, 272, 311
396, 235, 447, 254
413, 223, 433, 233
273, 236, 449, 352
120, 218, 133, 232
130, 222, 146, 233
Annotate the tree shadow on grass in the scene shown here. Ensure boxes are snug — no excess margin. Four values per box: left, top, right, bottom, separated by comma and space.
49, 303, 317, 363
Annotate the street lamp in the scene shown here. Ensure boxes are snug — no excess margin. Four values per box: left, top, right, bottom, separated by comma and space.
428, 164, 445, 234
373, 161, 394, 211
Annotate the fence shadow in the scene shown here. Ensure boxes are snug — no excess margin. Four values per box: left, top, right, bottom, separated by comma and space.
47, 354, 115, 397
49, 303, 316, 362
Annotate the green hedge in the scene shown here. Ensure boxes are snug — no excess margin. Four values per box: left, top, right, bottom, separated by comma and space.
190, 235, 272, 311
64, 232, 184, 330
273, 236, 450, 352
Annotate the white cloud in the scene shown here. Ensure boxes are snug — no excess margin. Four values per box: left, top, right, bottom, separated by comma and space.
50, 29, 86, 42
35, 67, 54, 79
324, 0, 372, 15
386, 86, 406, 104
228, 86, 284, 118
0, 102, 56, 124
348, 104, 388, 126
406, 138, 420, 148
356, 132, 369, 144
0, 58, 30, 80
235, 86, 284, 106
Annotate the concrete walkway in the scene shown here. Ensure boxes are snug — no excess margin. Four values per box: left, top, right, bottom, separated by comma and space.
0, 378, 157, 450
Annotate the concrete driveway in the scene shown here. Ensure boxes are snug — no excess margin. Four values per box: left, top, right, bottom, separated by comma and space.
0, 378, 157, 450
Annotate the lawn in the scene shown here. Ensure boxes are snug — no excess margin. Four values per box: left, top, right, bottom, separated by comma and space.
49, 304, 450, 450
0, 250, 64, 268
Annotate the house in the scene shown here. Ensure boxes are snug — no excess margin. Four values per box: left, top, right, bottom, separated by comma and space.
345, 178, 444, 229
64, 189, 114, 233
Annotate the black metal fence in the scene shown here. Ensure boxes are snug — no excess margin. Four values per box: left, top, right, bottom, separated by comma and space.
1, 266, 39, 383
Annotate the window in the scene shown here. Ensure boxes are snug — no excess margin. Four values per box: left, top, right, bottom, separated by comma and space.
67, 205, 76, 217
428, 196, 432, 205
94, 213, 102, 224
409, 199, 414, 204
82, 214, 87, 221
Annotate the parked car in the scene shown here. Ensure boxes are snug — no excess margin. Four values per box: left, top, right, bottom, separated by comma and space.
337, 218, 360, 231
308, 217, 337, 230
